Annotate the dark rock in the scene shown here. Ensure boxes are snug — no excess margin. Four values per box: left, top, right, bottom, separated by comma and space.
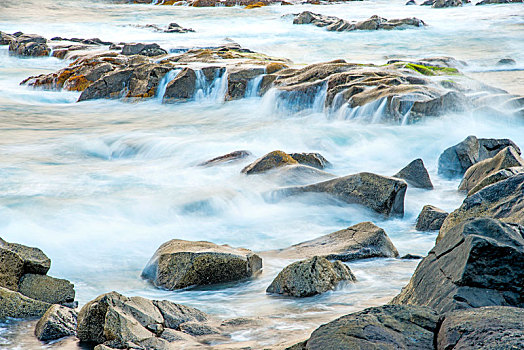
266, 256, 355, 297
468, 166, 524, 196
78, 69, 133, 102
393, 158, 433, 189
400, 254, 423, 259
420, 0, 434, 4
0, 31, 15, 45
432, 0, 462, 6
179, 322, 220, 336
198, 150, 252, 166
8, 34, 50, 57
267, 164, 336, 186
18, 274, 74, 305
406, 0, 417, 4
289, 152, 330, 169
225, 67, 265, 100
497, 58, 517, 66
0, 287, 50, 320
141, 240, 262, 290
152, 300, 208, 329
121, 43, 167, 57
416, 205, 448, 231
266, 222, 399, 261
163, 67, 197, 102
391, 218, 524, 313
34, 304, 77, 341
476, 0, 522, 5
241, 150, 298, 175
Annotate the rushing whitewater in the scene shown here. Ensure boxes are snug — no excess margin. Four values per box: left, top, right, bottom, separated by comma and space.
0, 0, 523, 348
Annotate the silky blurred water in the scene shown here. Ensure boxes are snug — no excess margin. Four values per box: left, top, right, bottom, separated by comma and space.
0, 0, 523, 348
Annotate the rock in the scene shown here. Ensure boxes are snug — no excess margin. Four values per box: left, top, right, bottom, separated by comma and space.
406, 0, 417, 4
416, 205, 448, 231
0, 287, 50, 320
432, 0, 462, 6
468, 166, 524, 196
163, 67, 197, 102
8, 34, 50, 57
267, 164, 336, 186
78, 69, 133, 101
400, 254, 423, 259
0, 237, 50, 291
288, 152, 330, 169
152, 300, 208, 329
436, 306, 524, 349
198, 150, 252, 166
266, 222, 399, 261
18, 274, 74, 305
391, 218, 524, 313
34, 304, 78, 341
141, 240, 262, 290
293, 305, 438, 349
458, 146, 524, 192
393, 158, 433, 189
0, 31, 15, 45
121, 43, 167, 57
438, 173, 524, 240
179, 322, 220, 336
497, 58, 517, 66
437, 135, 521, 177
278, 172, 407, 216
266, 256, 356, 297
420, 0, 434, 4
241, 150, 298, 175
476, 0, 522, 5
226, 67, 265, 100
165, 22, 195, 33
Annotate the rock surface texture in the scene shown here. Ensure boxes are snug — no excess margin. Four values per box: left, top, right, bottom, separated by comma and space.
34, 304, 78, 341
416, 205, 448, 231
393, 158, 433, 189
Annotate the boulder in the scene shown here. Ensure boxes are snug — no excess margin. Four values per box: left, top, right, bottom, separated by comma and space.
18, 274, 75, 305
0, 287, 50, 320
266, 256, 356, 297
266, 222, 399, 261
391, 218, 524, 313
141, 240, 262, 290
289, 152, 330, 169
437, 135, 520, 178
439, 173, 524, 240
497, 58, 517, 66
198, 150, 252, 166
152, 300, 208, 329
78, 69, 134, 102
279, 172, 407, 216
416, 205, 448, 231
163, 67, 197, 102
432, 0, 462, 6
178, 322, 220, 336
0, 237, 50, 291
8, 34, 50, 57
34, 304, 78, 341
290, 305, 438, 350
468, 166, 524, 196
226, 67, 265, 100
393, 158, 433, 189
458, 146, 524, 192
436, 306, 524, 349
121, 43, 167, 57
476, 0, 522, 4
241, 150, 298, 175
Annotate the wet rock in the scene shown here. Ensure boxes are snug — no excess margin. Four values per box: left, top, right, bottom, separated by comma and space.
468, 166, 524, 196
165, 22, 195, 33
476, 0, 522, 4
400, 254, 423, 259
266, 222, 399, 261
279, 172, 407, 216
406, 0, 417, 4
268, 164, 336, 186
241, 150, 298, 175
497, 57, 517, 66
289, 152, 330, 169
420, 0, 434, 4
8, 34, 50, 57
226, 67, 265, 100
179, 322, 220, 336
163, 67, 197, 102
18, 274, 75, 305
292, 305, 438, 350
416, 205, 448, 231
0, 31, 15, 45
438, 173, 524, 240
34, 304, 78, 341
266, 256, 356, 297
0, 237, 50, 291
198, 150, 252, 166
437, 135, 521, 178
0, 287, 50, 320
141, 240, 262, 290
152, 300, 208, 329
391, 218, 524, 313
393, 158, 433, 189
121, 43, 167, 57
432, 0, 462, 6
437, 306, 524, 349
458, 146, 524, 192
78, 68, 133, 101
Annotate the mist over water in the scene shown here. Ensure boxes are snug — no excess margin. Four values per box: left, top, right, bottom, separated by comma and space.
0, 0, 523, 348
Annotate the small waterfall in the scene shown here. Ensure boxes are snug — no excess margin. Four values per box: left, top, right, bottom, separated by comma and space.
332, 97, 389, 122
194, 68, 228, 103
401, 101, 415, 125
245, 74, 265, 98
260, 81, 328, 115
156, 69, 181, 102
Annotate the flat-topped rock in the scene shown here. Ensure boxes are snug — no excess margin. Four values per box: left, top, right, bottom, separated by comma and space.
8, 33, 50, 57
18, 274, 75, 305
393, 158, 433, 189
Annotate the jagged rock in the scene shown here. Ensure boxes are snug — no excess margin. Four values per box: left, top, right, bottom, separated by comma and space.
437, 135, 521, 177
0, 287, 50, 320
179, 322, 220, 336
289, 152, 330, 169
468, 166, 524, 196
121, 43, 167, 57
152, 300, 208, 329
278, 172, 407, 216
34, 304, 77, 341
391, 218, 524, 313
393, 158, 433, 189
18, 274, 74, 305
141, 240, 262, 290
438, 173, 524, 240
0, 31, 15, 45
8, 34, 50, 57
163, 67, 197, 102
198, 150, 252, 166
266, 256, 355, 297
290, 305, 439, 350
416, 205, 448, 231
241, 150, 298, 174
266, 222, 399, 261
0, 237, 50, 291
432, 0, 462, 6
437, 306, 524, 349
458, 146, 524, 192
226, 67, 265, 100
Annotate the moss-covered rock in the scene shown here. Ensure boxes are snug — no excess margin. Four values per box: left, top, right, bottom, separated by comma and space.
241, 150, 298, 175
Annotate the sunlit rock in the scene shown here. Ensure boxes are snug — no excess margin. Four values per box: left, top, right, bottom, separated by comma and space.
35, 304, 78, 341
416, 205, 448, 231
393, 158, 433, 189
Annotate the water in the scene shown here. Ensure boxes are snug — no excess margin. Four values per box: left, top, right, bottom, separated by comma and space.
0, 0, 523, 348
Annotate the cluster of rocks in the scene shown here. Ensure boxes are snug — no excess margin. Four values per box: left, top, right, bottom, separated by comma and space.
292, 11, 426, 32
408, 0, 521, 5
132, 22, 195, 33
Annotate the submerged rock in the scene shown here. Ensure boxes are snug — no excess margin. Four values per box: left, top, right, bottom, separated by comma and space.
0, 287, 50, 320
198, 150, 252, 166
416, 205, 448, 231
391, 218, 524, 313
142, 239, 262, 290
289, 152, 330, 169
8, 34, 50, 57
35, 304, 78, 341
393, 158, 433, 189
266, 222, 399, 261
241, 150, 298, 174
266, 256, 356, 297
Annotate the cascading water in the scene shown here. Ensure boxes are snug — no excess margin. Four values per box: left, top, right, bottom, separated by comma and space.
245, 74, 265, 98
261, 81, 328, 115
156, 69, 181, 102
194, 68, 228, 103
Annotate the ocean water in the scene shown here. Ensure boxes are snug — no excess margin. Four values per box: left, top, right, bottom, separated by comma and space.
0, 0, 523, 348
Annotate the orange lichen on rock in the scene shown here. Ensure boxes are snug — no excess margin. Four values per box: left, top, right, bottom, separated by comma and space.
245, 2, 267, 8
64, 75, 90, 92
265, 62, 288, 74
56, 69, 74, 88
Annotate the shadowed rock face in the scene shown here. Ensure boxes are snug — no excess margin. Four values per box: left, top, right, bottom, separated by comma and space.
8, 34, 50, 57
468, 166, 524, 196
391, 218, 524, 313
416, 205, 448, 231
141, 239, 262, 290
393, 158, 433, 189
35, 304, 78, 341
